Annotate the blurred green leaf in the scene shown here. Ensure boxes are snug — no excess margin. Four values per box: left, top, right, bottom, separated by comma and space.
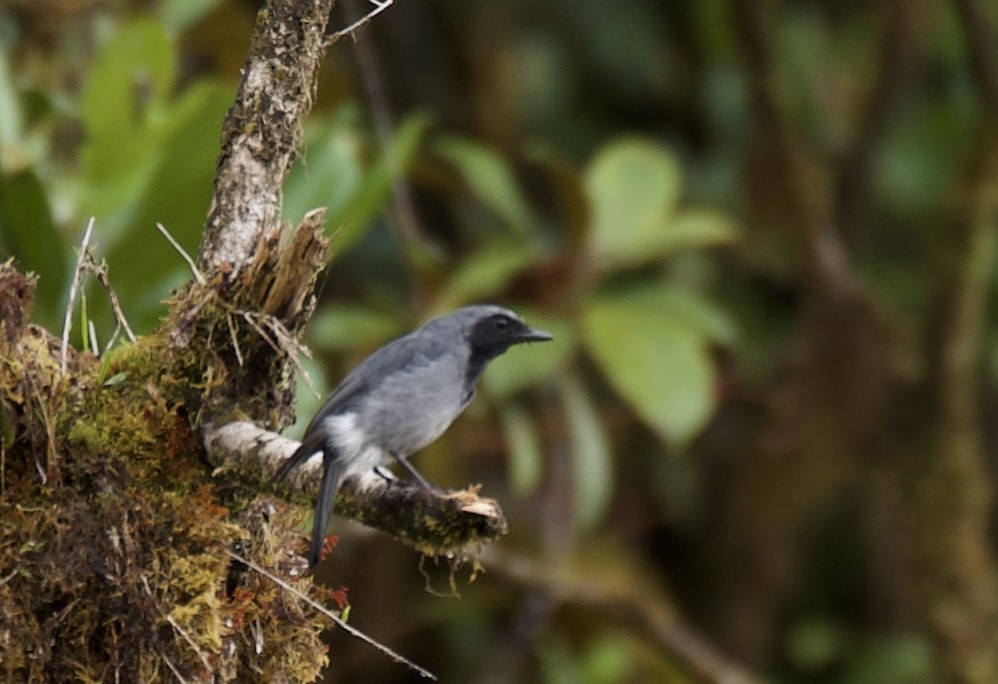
160, 0, 224, 33
525, 142, 590, 242
584, 137, 682, 270
435, 240, 538, 310
499, 403, 543, 497
0, 170, 68, 327
581, 286, 718, 443
80, 18, 175, 221
97, 81, 233, 334
580, 632, 639, 684
661, 208, 736, 253
786, 616, 847, 673
877, 98, 973, 223
633, 281, 737, 346
484, 311, 576, 399
308, 305, 403, 353
0, 49, 22, 160
283, 108, 365, 229
842, 635, 934, 684
433, 134, 534, 230
538, 632, 637, 684
328, 112, 430, 253
537, 636, 584, 684
560, 372, 613, 531
291, 354, 331, 441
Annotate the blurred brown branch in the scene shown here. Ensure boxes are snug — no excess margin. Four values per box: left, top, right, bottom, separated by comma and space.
912, 4, 998, 677
836, 0, 938, 238
955, 0, 998, 106
732, 0, 855, 296
730, 1, 998, 680
482, 548, 759, 684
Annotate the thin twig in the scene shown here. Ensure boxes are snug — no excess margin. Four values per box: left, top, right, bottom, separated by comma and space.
225, 549, 437, 681
343, 0, 422, 249
61, 216, 95, 374
159, 650, 190, 684
240, 312, 281, 353
0, 568, 17, 586
226, 314, 245, 367
141, 575, 213, 674
237, 311, 319, 398
260, 313, 319, 398
90, 260, 137, 344
156, 222, 206, 285
328, 0, 393, 42
166, 615, 213, 673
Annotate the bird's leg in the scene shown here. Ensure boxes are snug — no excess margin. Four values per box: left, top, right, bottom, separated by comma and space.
390, 452, 437, 491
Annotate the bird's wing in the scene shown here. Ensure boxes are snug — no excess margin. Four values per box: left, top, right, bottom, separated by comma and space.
301, 328, 451, 436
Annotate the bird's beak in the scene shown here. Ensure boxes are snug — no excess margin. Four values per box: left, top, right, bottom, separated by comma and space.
518, 326, 554, 343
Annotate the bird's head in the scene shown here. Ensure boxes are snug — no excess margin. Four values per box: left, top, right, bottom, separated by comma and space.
455, 305, 553, 363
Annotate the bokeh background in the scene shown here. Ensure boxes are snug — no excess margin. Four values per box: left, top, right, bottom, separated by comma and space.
2, 0, 998, 681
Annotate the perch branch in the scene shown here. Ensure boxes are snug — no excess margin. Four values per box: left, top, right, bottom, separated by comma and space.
204, 422, 508, 556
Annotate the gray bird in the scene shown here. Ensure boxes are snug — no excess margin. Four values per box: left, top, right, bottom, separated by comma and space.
276, 305, 553, 566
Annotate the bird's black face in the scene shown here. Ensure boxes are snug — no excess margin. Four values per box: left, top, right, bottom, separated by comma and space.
468, 312, 552, 362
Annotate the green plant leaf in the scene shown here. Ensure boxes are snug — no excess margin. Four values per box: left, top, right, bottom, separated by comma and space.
0, 170, 68, 327
308, 305, 403, 353
582, 632, 640, 684
581, 287, 718, 443
621, 281, 738, 346
328, 112, 430, 253
95, 81, 233, 335
283, 107, 365, 230
290, 354, 331, 441
584, 136, 682, 270
160, 0, 224, 33
786, 616, 847, 673
660, 208, 737, 253
484, 312, 576, 399
842, 635, 933, 684
80, 18, 175, 219
499, 403, 543, 497
0, 48, 23, 156
435, 240, 538, 310
433, 134, 534, 231
560, 372, 613, 532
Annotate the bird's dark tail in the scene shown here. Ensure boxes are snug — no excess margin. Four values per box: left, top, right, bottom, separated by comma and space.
275, 431, 325, 480
276, 434, 345, 567
310, 452, 346, 567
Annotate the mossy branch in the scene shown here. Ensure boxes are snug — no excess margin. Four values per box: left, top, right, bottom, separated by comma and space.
199, 0, 335, 272
204, 421, 508, 557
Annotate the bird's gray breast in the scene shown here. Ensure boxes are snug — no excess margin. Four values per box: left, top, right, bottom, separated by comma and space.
355, 348, 470, 455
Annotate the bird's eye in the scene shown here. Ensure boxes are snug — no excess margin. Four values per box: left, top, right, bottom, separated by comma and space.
494, 317, 510, 332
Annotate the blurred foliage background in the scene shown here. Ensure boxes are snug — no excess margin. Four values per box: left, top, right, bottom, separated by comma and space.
2, 0, 998, 682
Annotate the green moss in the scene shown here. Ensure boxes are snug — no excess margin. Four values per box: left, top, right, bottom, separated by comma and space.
1, 291, 326, 683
